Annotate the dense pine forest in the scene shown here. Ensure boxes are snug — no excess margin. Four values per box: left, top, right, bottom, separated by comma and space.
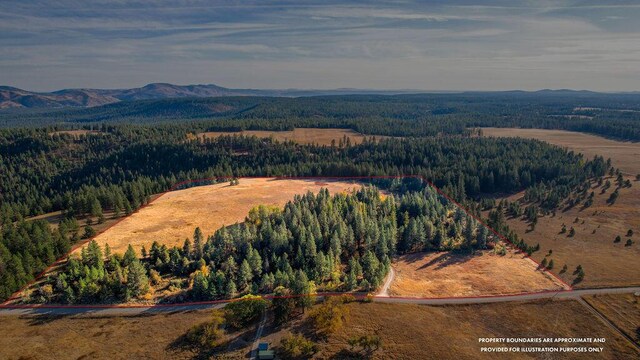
0, 93, 623, 301
2, 92, 640, 140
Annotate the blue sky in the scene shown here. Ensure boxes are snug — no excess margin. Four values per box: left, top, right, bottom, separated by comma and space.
1, 0, 639, 91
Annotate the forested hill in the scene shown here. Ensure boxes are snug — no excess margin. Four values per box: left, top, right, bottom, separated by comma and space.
2, 91, 639, 140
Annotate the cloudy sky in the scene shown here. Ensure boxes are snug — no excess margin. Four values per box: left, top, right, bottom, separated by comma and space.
1, 0, 639, 91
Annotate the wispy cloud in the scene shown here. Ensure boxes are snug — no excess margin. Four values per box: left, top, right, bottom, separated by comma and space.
0, 0, 638, 91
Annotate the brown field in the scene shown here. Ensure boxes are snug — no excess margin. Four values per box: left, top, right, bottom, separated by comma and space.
88, 178, 363, 255
319, 300, 638, 359
480, 127, 640, 175
583, 293, 640, 345
0, 310, 244, 360
195, 128, 384, 146
250, 299, 638, 359
499, 179, 640, 289
4, 299, 636, 359
389, 250, 565, 298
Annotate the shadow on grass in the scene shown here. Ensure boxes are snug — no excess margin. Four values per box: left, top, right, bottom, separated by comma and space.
329, 349, 376, 359
416, 251, 479, 271
167, 327, 255, 360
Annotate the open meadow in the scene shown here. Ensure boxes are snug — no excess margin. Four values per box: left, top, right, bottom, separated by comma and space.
583, 293, 640, 346
87, 178, 362, 254
388, 250, 565, 298
195, 128, 381, 146
493, 177, 639, 289
481, 128, 640, 175
2, 299, 637, 360
481, 128, 640, 288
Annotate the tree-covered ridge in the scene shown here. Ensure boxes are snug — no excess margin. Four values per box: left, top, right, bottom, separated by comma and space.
0, 128, 609, 302
0, 130, 607, 222
2, 92, 639, 140
37, 186, 489, 304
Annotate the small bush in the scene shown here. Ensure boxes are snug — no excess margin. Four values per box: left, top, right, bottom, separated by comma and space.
223, 294, 267, 330
185, 310, 224, 349
278, 334, 317, 359
348, 334, 382, 356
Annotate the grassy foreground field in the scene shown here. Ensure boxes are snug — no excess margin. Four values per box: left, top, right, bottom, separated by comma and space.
389, 250, 565, 298
584, 293, 640, 346
88, 178, 362, 254
480, 128, 640, 175
195, 128, 379, 146
2, 300, 637, 359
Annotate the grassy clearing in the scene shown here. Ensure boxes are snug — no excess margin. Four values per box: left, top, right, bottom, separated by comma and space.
389, 250, 565, 298
195, 128, 383, 146
583, 293, 640, 345
480, 128, 640, 175
481, 128, 640, 288
497, 178, 640, 288
88, 178, 362, 255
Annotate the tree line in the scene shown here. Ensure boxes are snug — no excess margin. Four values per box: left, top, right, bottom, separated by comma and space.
38, 186, 491, 304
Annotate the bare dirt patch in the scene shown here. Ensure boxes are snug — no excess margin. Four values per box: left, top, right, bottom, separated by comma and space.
389, 250, 564, 298
88, 178, 362, 255
499, 179, 640, 289
480, 127, 640, 175
196, 128, 383, 146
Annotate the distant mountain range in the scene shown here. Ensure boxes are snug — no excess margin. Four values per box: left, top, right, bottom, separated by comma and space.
0, 83, 425, 109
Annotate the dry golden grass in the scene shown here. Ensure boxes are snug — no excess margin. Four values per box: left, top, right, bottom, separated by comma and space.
87, 178, 362, 255
389, 250, 565, 298
315, 300, 638, 359
481, 128, 640, 288
583, 293, 640, 345
499, 179, 640, 289
3, 300, 637, 359
481, 128, 640, 175
196, 128, 383, 146
0, 310, 244, 360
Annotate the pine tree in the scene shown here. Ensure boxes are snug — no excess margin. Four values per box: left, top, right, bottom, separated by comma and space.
123, 244, 137, 267
292, 270, 313, 312
193, 227, 204, 260
126, 260, 149, 298
238, 259, 252, 291
272, 286, 295, 324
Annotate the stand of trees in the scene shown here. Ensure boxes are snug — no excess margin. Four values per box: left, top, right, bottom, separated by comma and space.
2, 92, 640, 140
39, 186, 491, 304
0, 126, 609, 302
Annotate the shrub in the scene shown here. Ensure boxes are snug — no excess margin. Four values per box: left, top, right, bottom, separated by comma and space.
308, 296, 351, 336
278, 334, 317, 359
348, 334, 382, 356
223, 294, 267, 329
185, 310, 224, 349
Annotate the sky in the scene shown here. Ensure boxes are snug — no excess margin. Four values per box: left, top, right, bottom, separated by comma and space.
1, 0, 639, 92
